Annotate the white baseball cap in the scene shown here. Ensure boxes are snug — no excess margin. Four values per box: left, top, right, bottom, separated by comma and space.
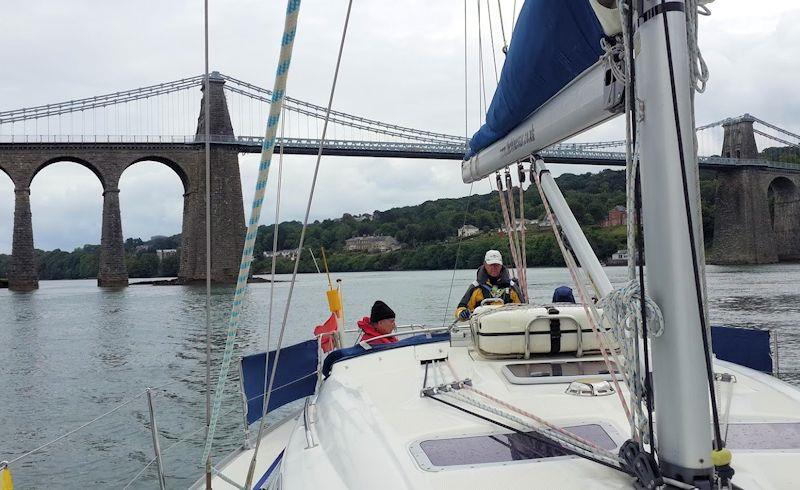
484, 250, 503, 265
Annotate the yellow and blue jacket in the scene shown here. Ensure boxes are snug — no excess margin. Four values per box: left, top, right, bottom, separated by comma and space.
454, 265, 523, 318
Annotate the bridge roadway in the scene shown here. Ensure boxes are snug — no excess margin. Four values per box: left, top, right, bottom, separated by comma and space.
2, 136, 798, 171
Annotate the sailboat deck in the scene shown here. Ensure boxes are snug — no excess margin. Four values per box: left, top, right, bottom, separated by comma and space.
210, 336, 800, 489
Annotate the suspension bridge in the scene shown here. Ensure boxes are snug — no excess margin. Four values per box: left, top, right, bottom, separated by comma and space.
1, 73, 799, 290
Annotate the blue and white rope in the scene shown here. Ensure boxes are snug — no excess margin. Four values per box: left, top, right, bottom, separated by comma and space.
201, 0, 302, 464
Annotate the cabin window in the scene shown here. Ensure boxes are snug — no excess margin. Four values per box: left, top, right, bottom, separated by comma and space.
411, 423, 618, 471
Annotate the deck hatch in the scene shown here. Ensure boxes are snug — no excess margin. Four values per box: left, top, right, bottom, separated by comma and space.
502, 360, 623, 385
726, 423, 800, 450
412, 424, 616, 470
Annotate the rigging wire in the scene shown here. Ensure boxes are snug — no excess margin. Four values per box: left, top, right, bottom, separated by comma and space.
201, 0, 303, 469
426, 394, 632, 476
485, 0, 499, 83
263, 108, 287, 410
476, 0, 488, 124
441, 182, 475, 327
464, 0, 469, 144
202, 0, 213, 485
496, 0, 508, 53
243, 1, 354, 487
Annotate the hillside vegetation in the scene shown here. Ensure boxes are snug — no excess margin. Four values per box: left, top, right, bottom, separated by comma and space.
0, 168, 720, 279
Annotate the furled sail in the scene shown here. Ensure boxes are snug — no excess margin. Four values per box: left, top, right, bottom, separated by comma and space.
462, 0, 623, 183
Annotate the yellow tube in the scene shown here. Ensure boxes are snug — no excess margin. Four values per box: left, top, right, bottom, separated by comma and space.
1, 465, 14, 490
326, 288, 342, 314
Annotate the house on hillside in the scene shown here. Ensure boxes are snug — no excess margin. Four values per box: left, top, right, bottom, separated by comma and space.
344, 235, 401, 253
601, 205, 627, 228
497, 219, 535, 234
458, 224, 480, 238
263, 249, 299, 260
155, 249, 177, 262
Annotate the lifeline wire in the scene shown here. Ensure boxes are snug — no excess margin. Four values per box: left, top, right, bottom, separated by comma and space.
244, 1, 354, 487
201, 0, 303, 465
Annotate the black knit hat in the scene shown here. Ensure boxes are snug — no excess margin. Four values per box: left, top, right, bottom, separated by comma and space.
370, 300, 395, 323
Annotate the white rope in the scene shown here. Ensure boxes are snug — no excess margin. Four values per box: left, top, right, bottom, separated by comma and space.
685, 0, 710, 93
495, 172, 521, 281
442, 389, 620, 465
244, 1, 354, 487
505, 170, 527, 294
531, 168, 634, 427
202, 0, 303, 465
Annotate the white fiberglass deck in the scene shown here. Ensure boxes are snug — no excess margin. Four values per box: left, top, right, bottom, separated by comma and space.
208, 333, 800, 489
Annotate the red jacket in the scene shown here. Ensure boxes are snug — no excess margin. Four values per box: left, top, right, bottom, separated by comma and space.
357, 316, 398, 345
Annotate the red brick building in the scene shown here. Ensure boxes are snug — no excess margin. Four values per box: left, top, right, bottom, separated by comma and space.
601, 206, 627, 228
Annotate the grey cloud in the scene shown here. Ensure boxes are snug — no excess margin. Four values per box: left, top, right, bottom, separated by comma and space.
1, 1, 798, 253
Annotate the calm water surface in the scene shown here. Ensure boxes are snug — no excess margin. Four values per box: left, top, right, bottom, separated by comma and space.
1, 265, 799, 488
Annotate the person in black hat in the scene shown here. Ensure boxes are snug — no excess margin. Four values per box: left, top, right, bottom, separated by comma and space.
356, 300, 398, 345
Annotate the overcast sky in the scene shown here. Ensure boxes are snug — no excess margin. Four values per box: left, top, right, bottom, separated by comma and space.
1, 0, 798, 253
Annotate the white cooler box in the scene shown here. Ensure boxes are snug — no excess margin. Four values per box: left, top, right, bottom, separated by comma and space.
471, 304, 611, 358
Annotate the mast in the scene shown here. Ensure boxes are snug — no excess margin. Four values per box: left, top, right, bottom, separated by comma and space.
634, 0, 713, 484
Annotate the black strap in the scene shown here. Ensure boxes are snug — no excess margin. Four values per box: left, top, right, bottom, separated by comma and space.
549, 318, 561, 354
638, 1, 684, 26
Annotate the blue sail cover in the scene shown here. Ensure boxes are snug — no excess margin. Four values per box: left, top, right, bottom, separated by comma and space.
711, 325, 773, 373
465, 0, 605, 159
241, 339, 319, 426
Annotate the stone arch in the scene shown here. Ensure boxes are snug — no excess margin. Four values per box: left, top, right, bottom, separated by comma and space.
28, 159, 105, 284
766, 176, 800, 260
124, 156, 189, 193
30, 156, 106, 189
0, 168, 13, 257
119, 157, 190, 280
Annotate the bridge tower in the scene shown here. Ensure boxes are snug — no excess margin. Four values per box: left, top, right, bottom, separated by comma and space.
721, 114, 758, 159
178, 72, 246, 283
711, 115, 800, 264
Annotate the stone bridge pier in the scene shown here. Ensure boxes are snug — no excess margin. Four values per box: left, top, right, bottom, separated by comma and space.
0, 74, 245, 290
711, 117, 800, 264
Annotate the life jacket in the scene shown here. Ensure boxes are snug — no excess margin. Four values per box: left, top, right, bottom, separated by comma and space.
357, 316, 398, 345
472, 265, 521, 303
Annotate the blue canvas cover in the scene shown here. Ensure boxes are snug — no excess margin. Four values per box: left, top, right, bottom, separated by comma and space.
711, 325, 773, 373
552, 286, 576, 303
241, 339, 319, 426
465, 0, 606, 159
322, 333, 451, 378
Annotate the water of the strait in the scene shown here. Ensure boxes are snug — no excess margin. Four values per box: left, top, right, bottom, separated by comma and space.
1, 264, 799, 488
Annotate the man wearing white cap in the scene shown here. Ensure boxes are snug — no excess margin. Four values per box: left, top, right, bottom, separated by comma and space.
454, 249, 523, 320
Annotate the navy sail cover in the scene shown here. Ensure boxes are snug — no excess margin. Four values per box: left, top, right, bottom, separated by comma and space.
711, 326, 773, 373
241, 339, 319, 425
466, 1, 605, 159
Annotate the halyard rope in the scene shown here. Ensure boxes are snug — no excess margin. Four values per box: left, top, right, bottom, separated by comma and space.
244, 1, 355, 487
201, 0, 302, 465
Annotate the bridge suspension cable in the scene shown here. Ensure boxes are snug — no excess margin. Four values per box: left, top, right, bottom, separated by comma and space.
0, 75, 205, 124
753, 128, 800, 149
221, 74, 466, 144
224, 84, 462, 145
